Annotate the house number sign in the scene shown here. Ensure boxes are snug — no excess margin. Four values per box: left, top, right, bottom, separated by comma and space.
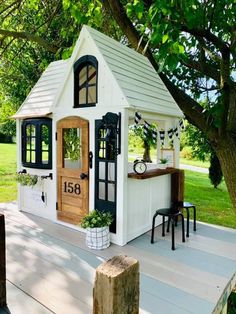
64, 181, 81, 195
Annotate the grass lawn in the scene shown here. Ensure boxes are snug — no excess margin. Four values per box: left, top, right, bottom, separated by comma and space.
180, 157, 210, 168
185, 170, 236, 229
0, 143, 17, 202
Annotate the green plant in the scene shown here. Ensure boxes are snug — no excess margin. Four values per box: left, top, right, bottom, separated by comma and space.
16, 172, 38, 187
64, 128, 81, 161
159, 158, 168, 164
81, 210, 113, 228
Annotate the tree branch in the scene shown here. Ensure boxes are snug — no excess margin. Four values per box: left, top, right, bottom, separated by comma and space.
180, 56, 220, 83
0, 29, 59, 53
0, 0, 21, 15
0, 38, 15, 58
181, 25, 230, 54
102, 0, 217, 138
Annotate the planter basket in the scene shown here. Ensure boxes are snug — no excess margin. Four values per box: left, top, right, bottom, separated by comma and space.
86, 226, 110, 249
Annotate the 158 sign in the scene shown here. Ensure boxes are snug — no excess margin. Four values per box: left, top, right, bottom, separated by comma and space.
64, 181, 81, 195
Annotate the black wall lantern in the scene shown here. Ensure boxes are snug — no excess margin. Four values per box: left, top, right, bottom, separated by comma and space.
101, 112, 121, 155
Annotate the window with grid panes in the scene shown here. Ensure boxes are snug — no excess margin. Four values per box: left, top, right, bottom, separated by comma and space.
21, 118, 52, 169
74, 55, 98, 108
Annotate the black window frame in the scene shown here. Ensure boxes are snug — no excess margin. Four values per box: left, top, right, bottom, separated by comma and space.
74, 55, 98, 108
21, 118, 52, 169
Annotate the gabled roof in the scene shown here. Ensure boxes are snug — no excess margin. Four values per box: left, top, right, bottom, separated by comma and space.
14, 25, 182, 119
85, 26, 182, 116
13, 60, 68, 118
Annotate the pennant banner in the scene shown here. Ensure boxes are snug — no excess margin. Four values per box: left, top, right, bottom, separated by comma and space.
168, 129, 173, 140
134, 111, 142, 124
144, 121, 150, 138
152, 130, 157, 143
179, 119, 185, 130
159, 130, 165, 146
134, 113, 183, 143
173, 127, 179, 139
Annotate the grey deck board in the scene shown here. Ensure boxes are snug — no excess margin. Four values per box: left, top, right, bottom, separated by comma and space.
0, 202, 236, 314
0, 281, 53, 314
130, 234, 236, 278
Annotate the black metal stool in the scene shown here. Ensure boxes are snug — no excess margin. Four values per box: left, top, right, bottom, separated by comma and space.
183, 202, 196, 237
151, 203, 185, 250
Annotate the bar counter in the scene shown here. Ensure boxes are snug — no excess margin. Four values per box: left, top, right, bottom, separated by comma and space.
128, 167, 178, 179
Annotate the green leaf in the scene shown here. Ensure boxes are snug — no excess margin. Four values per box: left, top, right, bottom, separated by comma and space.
166, 54, 179, 71
162, 34, 169, 43
126, 3, 134, 17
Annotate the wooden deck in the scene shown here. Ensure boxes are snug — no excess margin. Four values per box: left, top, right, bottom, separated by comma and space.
0, 202, 236, 314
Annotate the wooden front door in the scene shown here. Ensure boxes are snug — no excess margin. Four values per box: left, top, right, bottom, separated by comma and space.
57, 117, 89, 225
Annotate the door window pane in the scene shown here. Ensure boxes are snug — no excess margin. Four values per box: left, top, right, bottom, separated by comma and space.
63, 128, 82, 169
99, 162, 105, 180
108, 183, 115, 202
108, 162, 115, 181
99, 182, 105, 200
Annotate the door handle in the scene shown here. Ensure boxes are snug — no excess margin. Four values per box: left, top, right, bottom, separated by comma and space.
80, 173, 88, 180
89, 151, 93, 169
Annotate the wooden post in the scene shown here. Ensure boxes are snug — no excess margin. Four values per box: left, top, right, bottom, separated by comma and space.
93, 255, 139, 314
171, 170, 184, 203
0, 214, 6, 306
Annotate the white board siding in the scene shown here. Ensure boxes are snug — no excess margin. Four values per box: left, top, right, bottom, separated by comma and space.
127, 174, 171, 242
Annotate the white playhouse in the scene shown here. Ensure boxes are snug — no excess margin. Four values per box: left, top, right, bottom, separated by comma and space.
14, 25, 183, 246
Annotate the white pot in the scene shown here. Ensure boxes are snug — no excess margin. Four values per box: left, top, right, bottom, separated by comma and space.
158, 164, 167, 169
86, 226, 110, 249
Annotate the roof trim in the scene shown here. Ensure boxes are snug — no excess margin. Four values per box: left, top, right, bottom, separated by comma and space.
12, 111, 52, 119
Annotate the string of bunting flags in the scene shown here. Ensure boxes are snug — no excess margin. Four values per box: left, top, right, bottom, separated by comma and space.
134, 111, 184, 146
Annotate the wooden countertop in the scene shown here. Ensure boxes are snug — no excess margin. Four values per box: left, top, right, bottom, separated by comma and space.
128, 167, 180, 179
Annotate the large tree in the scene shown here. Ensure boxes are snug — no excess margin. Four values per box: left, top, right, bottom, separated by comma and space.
0, 0, 236, 209
100, 0, 236, 210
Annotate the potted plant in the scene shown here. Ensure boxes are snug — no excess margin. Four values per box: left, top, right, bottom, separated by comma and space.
16, 172, 38, 187
158, 158, 168, 169
81, 210, 113, 250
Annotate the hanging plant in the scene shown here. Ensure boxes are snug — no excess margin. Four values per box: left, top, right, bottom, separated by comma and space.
64, 128, 81, 161
16, 173, 38, 187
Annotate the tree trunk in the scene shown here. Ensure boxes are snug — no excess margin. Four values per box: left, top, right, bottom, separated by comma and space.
142, 141, 152, 163
216, 137, 236, 211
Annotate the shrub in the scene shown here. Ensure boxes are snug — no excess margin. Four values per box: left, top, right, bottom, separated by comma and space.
209, 153, 223, 188
180, 146, 193, 160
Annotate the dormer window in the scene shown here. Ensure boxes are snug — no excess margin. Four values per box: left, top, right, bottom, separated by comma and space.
74, 55, 98, 108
